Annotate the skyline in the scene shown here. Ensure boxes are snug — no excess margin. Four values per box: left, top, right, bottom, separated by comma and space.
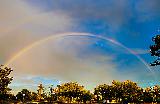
0, 0, 160, 93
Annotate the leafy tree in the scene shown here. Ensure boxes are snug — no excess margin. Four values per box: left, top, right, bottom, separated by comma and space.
80, 90, 93, 103
0, 65, 13, 94
16, 92, 23, 101
110, 80, 143, 103
31, 92, 38, 101
0, 65, 13, 101
120, 80, 143, 103
54, 82, 90, 103
94, 84, 113, 102
16, 89, 32, 102
111, 80, 123, 102
143, 87, 153, 103
153, 85, 160, 102
150, 34, 160, 66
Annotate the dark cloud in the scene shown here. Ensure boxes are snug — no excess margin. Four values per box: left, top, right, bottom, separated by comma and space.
27, 0, 160, 32
26, 0, 133, 32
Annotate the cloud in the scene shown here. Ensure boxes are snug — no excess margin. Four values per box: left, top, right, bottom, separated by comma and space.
8, 35, 151, 92
2, 0, 159, 93
25, 0, 133, 32
0, 0, 75, 64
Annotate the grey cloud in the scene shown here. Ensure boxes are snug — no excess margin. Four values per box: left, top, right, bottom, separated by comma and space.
0, 0, 75, 63
25, 0, 133, 32
26, 0, 160, 33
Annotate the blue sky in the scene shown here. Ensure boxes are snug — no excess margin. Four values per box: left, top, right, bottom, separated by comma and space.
0, 0, 160, 93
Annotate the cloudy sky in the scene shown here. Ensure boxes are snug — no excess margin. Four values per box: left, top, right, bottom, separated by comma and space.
1, 0, 160, 93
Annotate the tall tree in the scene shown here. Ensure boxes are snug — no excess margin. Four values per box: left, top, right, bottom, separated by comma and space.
0, 65, 13, 101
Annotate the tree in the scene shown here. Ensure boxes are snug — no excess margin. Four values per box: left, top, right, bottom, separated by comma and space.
120, 80, 143, 103
111, 80, 123, 102
0, 65, 13, 101
150, 34, 160, 66
111, 80, 143, 103
80, 90, 93, 103
143, 87, 153, 103
31, 92, 38, 101
16, 89, 32, 102
153, 85, 160, 103
94, 84, 114, 103
54, 82, 90, 103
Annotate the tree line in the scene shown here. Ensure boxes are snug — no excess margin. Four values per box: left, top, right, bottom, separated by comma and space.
0, 65, 160, 103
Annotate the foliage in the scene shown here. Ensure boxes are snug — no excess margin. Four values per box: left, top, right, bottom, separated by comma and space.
153, 85, 160, 102
54, 82, 92, 103
0, 65, 13, 101
94, 80, 144, 103
16, 89, 32, 102
143, 87, 153, 103
120, 80, 143, 103
94, 84, 113, 101
12, 80, 160, 103
31, 92, 38, 101
150, 34, 160, 66
0, 65, 13, 94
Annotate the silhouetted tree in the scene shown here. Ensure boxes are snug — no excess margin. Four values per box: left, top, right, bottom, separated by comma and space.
80, 90, 93, 103
153, 85, 160, 103
0, 65, 13, 101
150, 35, 160, 66
31, 92, 38, 101
16, 89, 32, 102
143, 87, 153, 103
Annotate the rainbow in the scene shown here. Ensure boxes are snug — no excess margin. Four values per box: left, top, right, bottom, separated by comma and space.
5, 32, 153, 74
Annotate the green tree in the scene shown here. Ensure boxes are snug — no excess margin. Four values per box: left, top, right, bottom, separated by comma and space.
153, 85, 160, 103
111, 80, 143, 103
120, 80, 143, 103
0, 65, 13, 101
55, 82, 89, 103
94, 84, 113, 102
143, 87, 153, 103
16, 89, 32, 102
80, 90, 93, 103
31, 92, 38, 101
111, 80, 123, 102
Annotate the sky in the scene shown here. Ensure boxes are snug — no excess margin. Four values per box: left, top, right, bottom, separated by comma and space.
0, 0, 160, 94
